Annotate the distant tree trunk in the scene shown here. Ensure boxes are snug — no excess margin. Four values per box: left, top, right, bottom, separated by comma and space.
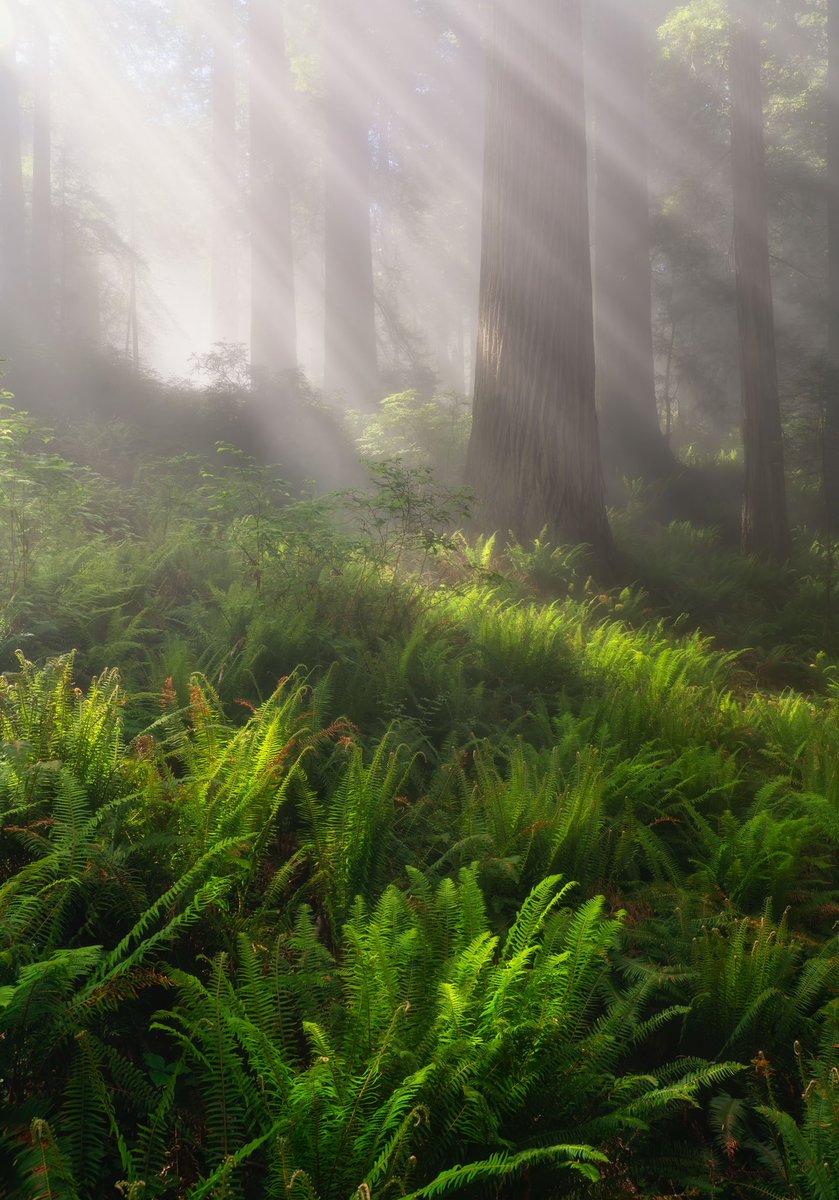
466, 0, 613, 564
211, 0, 239, 345
322, 0, 377, 407
826, 0, 839, 527
589, 0, 675, 483
249, 0, 297, 384
125, 261, 139, 369
730, 0, 789, 558
454, 315, 466, 394
0, 5, 25, 332
125, 187, 140, 370
31, 11, 51, 339
435, 300, 461, 393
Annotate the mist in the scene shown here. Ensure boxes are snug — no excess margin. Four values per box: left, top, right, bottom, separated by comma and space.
4, 5, 839, 1197
0, 0, 827, 514
0, 1, 481, 390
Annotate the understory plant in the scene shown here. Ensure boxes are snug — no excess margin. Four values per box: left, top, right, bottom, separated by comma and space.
2, 426, 839, 1198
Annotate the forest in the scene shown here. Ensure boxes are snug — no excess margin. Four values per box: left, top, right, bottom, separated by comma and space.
1, 0, 839, 1197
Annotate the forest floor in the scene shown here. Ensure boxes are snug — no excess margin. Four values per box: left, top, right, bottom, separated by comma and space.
1, 409, 838, 1199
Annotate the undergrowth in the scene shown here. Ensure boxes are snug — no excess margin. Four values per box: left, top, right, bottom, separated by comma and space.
1, 406, 838, 1198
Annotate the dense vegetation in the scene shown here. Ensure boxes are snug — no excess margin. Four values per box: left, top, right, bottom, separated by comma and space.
3, 0, 839, 1195
1, 400, 838, 1199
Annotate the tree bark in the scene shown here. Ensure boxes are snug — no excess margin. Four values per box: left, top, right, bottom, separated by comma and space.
0, 4, 25, 333
322, 0, 377, 407
730, 0, 789, 558
211, 0, 239, 345
466, 0, 613, 563
589, 0, 675, 483
31, 10, 51, 339
826, 0, 839, 527
250, 0, 297, 384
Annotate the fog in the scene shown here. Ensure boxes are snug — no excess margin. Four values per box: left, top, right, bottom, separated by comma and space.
0, 0, 830, 500
0, 0, 482, 385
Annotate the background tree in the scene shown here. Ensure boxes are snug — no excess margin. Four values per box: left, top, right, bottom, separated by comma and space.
250, 0, 297, 385
826, 0, 839, 525
730, 0, 790, 558
322, 0, 378, 407
211, 0, 239, 346
31, 7, 52, 340
589, 0, 675, 483
467, 0, 613, 561
0, 2, 25, 337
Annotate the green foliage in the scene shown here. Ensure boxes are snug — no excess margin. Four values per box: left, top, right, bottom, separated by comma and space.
686, 907, 838, 1060
149, 872, 737, 1198
0, 406, 122, 594
747, 1007, 839, 1200
3, 423, 839, 1198
351, 390, 471, 483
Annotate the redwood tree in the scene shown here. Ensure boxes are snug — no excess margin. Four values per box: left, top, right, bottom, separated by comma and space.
730, 0, 789, 558
322, 0, 377, 407
826, 0, 839, 526
250, 0, 297, 383
31, 9, 51, 338
589, 0, 674, 483
211, 0, 239, 345
0, 3, 25, 332
466, 0, 613, 561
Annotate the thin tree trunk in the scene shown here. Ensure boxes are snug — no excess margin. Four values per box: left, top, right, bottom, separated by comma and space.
589, 0, 675, 483
250, 0, 297, 385
730, 0, 789, 558
826, 0, 839, 527
663, 317, 677, 442
211, 0, 239, 345
59, 149, 67, 341
0, 4, 25, 332
125, 187, 139, 369
322, 0, 377, 407
31, 11, 51, 339
454, 313, 466, 395
466, 0, 613, 564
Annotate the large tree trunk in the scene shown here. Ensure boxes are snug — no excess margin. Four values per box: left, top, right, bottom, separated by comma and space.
589, 0, 675, 484
0, 4, 25, 335
466, 0, 613, 563
31, 11, 51, 340
826, 0, 839, 527
249, 0, 297, 384
211, 0, 239, 345
730, 0, 789, 559
322, 0, 377, 407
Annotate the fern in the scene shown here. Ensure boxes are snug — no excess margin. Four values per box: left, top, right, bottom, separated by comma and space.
10, 1119, 81, 1200
402, 1144, 609, 1198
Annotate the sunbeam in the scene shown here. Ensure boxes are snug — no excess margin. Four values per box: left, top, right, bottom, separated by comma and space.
2, 5, 839, 1198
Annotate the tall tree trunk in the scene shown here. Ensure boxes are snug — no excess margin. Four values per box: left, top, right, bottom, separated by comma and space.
211, 0, 239, 345
730, 0, 789, 558
466, 0, 613, 564
125, 187, 140, 369
250, 0, 297, 385
322, 0, 377, 407
589, 0, 675, 483
0, 4, 25, 335
826, 0, 839, 527
31, 11, 51, 339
